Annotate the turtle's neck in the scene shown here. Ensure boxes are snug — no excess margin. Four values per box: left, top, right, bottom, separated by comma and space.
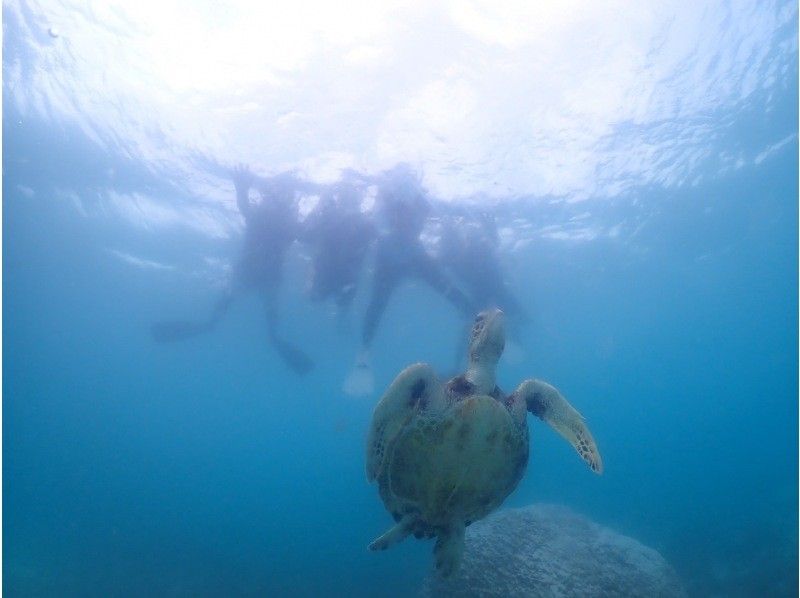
465, 357, 497, 395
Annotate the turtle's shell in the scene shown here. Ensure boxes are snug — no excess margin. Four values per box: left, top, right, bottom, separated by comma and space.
377, 394, 529, 537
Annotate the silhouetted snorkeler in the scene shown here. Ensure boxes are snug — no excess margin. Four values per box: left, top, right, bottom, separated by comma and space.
302, 174, 376, 323
438, 211, 528, 366
151, 164, 315, 376
438, 211, 526, 323
343, 164, 475, 396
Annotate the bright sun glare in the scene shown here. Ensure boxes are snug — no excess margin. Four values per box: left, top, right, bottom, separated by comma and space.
5, 0, 796, 229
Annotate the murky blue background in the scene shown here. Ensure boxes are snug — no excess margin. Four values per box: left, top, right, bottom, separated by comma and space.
4, 1, 798, 596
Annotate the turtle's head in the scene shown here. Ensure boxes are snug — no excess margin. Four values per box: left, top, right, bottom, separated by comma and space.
466, 309, 505, 391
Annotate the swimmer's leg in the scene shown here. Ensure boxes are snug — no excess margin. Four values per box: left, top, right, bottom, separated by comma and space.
344, 269, 397, 397
334, 284, 357, 332
414, 254, 478, 375
361, 268, 398, 349
151, 289, 235, 343
415, 253, 475, 317
263, 290, 315, 376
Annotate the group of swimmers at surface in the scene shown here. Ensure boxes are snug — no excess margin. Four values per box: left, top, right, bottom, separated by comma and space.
151, 163, 526, 396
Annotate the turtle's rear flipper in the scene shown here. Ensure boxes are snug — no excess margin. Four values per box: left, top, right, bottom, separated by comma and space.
433, 522, 465, 578
368, 515, 414, 551
270, 335, 315, 376
151, 320, 211, 343
513, 379, 603, 474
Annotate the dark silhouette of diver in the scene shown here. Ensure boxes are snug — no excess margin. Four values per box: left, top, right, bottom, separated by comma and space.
302, 176, 376, 322
438, 211, 528, 367
344, 165, 475, 396
438, 211, 526, 322
151, 164, 315, 375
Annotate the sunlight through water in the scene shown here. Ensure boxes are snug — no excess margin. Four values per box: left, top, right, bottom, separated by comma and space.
4, 0, 796, 234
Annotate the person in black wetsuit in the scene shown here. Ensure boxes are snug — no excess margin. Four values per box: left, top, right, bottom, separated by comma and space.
437, 211, 528, 367
438, 211, 526, 323
343, 164, 475, 396
151, 164, 315, 375
302, 175, 376, 323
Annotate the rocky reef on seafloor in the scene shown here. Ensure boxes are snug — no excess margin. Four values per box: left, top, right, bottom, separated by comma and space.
423, 504, 687, 598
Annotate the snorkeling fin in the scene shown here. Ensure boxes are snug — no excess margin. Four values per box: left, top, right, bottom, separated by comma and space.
270, 335, 315, 376
343, 350, 374, 397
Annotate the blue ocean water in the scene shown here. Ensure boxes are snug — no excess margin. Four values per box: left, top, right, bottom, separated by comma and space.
3, 1, 798, 597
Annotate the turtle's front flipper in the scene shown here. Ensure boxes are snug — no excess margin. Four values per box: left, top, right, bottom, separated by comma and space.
433, 521, 465, 577
366, 363, 444, 482
513, 379, 603, 474
368, 515, 415, 551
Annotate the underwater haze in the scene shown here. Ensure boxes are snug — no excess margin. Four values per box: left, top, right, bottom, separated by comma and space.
4, 1, 798, 596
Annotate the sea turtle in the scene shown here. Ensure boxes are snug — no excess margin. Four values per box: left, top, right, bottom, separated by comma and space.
366, 308, 602, 577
